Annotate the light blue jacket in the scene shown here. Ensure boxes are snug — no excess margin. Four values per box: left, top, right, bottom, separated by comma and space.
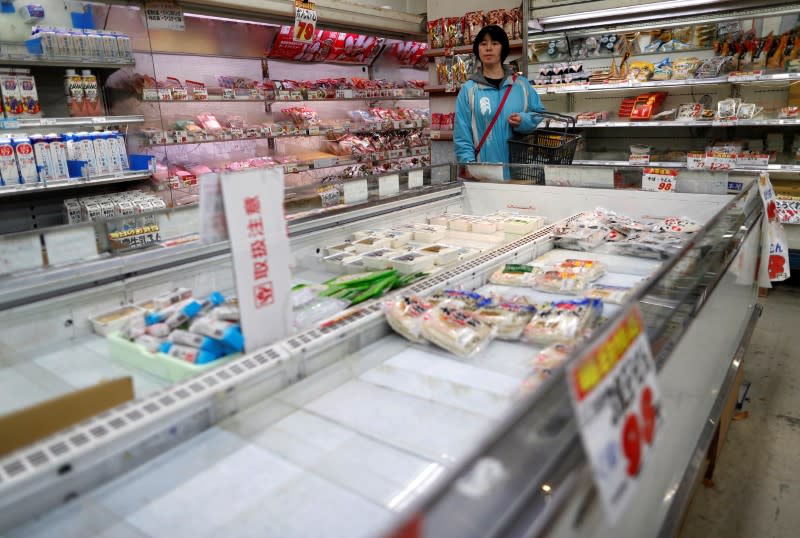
454, 66, 545, 167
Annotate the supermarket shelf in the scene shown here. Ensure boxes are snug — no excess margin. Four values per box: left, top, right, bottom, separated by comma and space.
0, 171, 151, 198
0, 115, 145, 131
0, 55, 135, 69
425, 39, 523, 58
430, 130, 453, 140
146, 95, 429, 104
288, 148, 430, 173
571, 159, 800, 173
426, 85, 460, 96
573, 118, 800, 128
145, 125, 430, 147
533, 71, 800, 95
534, 76, 730, 94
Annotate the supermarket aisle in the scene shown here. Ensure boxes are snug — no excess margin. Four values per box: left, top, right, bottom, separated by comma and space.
681, 279, 800, 538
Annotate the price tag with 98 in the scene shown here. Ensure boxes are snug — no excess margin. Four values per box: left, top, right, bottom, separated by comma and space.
294, 0, 317, 44
642, 168, 677, 192
567, 306, 663, 523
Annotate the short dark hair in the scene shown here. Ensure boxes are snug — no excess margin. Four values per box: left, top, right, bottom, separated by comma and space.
473, 25, 510, 64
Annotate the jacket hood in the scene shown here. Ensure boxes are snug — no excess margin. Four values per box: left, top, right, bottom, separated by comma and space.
469, 65, 516, 86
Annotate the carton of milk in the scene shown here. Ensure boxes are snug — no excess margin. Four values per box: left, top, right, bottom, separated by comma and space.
0, 137, 18, 185
46, 134, 70, 180
12, 136, 39, 183
30, 135, 53, 181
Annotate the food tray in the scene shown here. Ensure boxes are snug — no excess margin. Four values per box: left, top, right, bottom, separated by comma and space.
107, 332, 238, 382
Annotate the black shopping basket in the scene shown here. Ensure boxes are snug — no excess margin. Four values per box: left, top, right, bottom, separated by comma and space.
508, 112, 581, 184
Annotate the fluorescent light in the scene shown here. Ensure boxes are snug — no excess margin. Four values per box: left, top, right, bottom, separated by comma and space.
183, 12, 281, 27
539, 0, 720, 24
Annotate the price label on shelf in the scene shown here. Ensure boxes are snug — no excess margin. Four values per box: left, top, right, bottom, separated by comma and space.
293, 0, 317, 44
343, 179, 369, 205
408, 169, 424, 189
642, 168, 677, 192
378, 174, 399, 197
712, 119, 738, 127
40, 118, 57, 126
91, 117, 107, 124
567, 305, 663, 524
144, 1, 185, 31
728, 70, 763, 82
628, 154, 650, 166
222, 88, 235, 100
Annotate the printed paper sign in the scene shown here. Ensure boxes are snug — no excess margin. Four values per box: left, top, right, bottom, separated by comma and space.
641, 168, 678, 192
0, 234, 42, 274
757, 172, 791, 283
145, 2, 185, 31
408, 169, 424, 189
343, 179, 369, 205
568, 306, 663, 523
43, 227, 98, 266
221, 167, 292, 351
198, 172, 228, 244
776, 199, 800, 224
378, 174, 400, 197
293, 0, 318, 44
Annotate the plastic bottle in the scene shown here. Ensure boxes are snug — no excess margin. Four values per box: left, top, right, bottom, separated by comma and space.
65, 69, 84, 117
81, 70, 101, 116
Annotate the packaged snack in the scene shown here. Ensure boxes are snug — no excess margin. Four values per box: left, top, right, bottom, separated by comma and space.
522, 298, 602, 344
489, 264, 540, 287
464, 11, 485, 43
421, 302, 494, 357
532, 270, 590, 295
585, 283, 633, 304
443, 17, 464, 48
474, 302, 537, 340
384, 295, 432, 343
428, 19, 444, 49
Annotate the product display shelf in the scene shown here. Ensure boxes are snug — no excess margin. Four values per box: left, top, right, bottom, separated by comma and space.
572, 118, 800, 128
0, 54, 135, 69
0, 115, 145, 131
425, 39, 524, 58
430, 130, 454, 140
0, 170, 152, 198
534, 76, 730, 95
571, 159, 800, 173
0, 182, 760, 538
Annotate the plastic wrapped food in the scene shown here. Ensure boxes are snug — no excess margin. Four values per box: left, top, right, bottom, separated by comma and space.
530, 342, 576, 379
612, 232, 684, 259
553, 226, 607, 251
585, 283, 633, 304
553, 259, 607, 281
384, 295, 432, 343
427, 289, 491, 310
474, 302, 537, 340
532, 270, 591, 294
421, 302, 494, 357
489, 264, 540, 287
523, 298, 602, 344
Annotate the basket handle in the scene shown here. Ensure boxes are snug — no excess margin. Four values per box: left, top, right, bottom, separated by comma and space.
537, 111, 576, 133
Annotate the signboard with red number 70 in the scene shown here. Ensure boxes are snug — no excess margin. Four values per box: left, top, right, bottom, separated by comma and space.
293, 0, 317, 44
567, 305, 663, 523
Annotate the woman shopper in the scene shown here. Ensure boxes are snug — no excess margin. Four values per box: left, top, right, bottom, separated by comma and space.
454, 24, 545, 180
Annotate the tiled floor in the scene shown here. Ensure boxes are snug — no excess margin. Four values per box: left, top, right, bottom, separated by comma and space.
681, 279, 800, 538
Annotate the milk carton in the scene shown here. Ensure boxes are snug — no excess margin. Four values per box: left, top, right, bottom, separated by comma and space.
30, 134, 53, 181
0, 137, 18, 185
46, 134, 70, 180
12, 136, 39, 183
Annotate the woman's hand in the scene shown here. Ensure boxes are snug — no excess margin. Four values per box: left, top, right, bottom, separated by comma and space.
508, 113, 522, 128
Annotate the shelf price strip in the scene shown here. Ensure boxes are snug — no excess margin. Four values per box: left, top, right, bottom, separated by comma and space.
567, 305, 663, 523
294, 0, 318, 44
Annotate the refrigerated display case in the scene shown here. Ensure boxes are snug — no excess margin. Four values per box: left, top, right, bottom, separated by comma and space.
0, 163, 762, 537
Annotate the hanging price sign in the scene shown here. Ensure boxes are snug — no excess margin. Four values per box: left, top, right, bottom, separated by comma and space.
641, 167, 678, 192
293, 0, 317, 44
567, 305, 663, 523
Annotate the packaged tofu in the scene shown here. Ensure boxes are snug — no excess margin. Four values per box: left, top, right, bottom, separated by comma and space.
523, 298, 602, 344
420, 301, 494, 357
474, 302, 537, 340
384, 295, 432, 343
532, 270, 590, 295
489, 263, 540, 286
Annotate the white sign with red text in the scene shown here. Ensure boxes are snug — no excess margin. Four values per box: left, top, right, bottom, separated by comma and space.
568, 306, 663, 523
221, 167, 292, 352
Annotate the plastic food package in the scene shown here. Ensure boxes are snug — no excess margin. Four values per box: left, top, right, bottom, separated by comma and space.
532, 270, 591, 295
294, 297, 349, 331
443, 17, 464, 48
428, 19, 444, 49
612, 232, 685, 259
551, 259, 607, 281
489, 264, 540, 287
464, 11, 485, 43
390, 251, 436, 274
585, 283, 633, 304
530, 342, 576, 379
427, 289, 491, 310
384, 295, 432, 343
420, 302, 494, 357
523, 298, 603, 344
474, 302, 537, 340
552, 226, 607, 251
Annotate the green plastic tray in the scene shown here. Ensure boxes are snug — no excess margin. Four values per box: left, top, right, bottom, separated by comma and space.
107, 332, 238, 382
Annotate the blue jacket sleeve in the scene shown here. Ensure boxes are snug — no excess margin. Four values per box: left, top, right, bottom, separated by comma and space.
514, 79, 546, 134
454, 84, 476, 163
